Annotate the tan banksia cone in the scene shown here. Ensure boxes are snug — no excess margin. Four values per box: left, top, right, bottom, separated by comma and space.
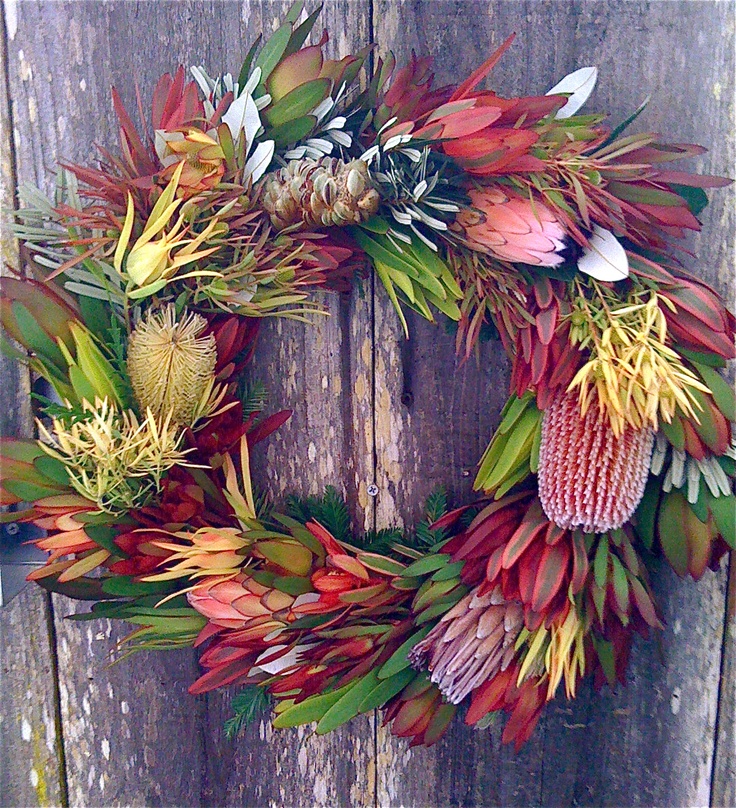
538, 391, 654, 533
262, 157, 380, 231
127, 305, 217, 426
409, 586, 523, 704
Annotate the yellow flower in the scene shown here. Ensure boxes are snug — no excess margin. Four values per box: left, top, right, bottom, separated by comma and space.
114, 162, 225, 298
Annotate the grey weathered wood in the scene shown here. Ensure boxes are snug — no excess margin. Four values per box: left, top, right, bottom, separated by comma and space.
4, 1, 377, 805
713, 559, 736, 808
373, 2, 734, 807
0, 5, 65, 805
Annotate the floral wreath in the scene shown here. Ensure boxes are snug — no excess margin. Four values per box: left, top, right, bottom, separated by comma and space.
2, 4, 733, 751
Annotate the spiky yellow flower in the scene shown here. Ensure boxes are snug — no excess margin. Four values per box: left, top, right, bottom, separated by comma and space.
516, 606, 586, 700
37, 398, 187, 514
567, 283, 711, 435
127, 305, 218, 426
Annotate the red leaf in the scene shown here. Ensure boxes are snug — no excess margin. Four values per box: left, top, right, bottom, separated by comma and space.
530, 541, 571, 613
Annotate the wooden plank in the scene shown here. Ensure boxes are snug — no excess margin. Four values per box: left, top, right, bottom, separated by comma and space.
200, 3, 377, 803
713, 559, 736, 808
4, 2, 239, 804
372, 2, 734, 807
5, 1, 376, 805
0, 4, 65, 805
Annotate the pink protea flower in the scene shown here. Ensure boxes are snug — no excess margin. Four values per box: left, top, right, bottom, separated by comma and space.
456, 188, 567, 266
538, 391, 655, 533
409, 585, 523, 704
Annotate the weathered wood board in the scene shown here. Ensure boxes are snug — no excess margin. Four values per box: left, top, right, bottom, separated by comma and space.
1, 1, 733, 806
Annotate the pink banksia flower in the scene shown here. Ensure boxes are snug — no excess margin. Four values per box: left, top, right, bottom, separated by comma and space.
409, 585, 523, 704
456, 188, 567, 266
538, 391, 654, 533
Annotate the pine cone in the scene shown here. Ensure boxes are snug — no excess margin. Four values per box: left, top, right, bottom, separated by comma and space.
262, 157, 380, 231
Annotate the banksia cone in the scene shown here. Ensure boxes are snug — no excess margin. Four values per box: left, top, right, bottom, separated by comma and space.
538, 391, 654, 533
410, 585, 523, 704
262, 157, 380, 231
128, 305, 217, 425
456, 188, 566, 266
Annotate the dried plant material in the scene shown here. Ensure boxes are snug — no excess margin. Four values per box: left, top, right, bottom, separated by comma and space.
538, 390, 654, 533
263, 157, 379, 230
128, 305, 217, 426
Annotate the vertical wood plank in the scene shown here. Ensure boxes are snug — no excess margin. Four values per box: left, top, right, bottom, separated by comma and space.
713, 559, 736, 808
200, 4, 377, 804
0, 4, 65, 804
372, 2, 733, 807
5, 2, 241, 804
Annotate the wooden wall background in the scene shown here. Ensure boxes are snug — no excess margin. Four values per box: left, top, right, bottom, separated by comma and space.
0, 1, 733, 806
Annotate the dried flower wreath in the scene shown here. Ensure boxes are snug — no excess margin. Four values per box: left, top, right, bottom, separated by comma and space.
2, 3, 733, 750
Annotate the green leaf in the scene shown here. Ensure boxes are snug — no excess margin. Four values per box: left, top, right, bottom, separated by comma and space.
659, 416, 685, 452
3, 479, 67, 501
704, 490, 736, 548
658, 492, 689, 576
36, 575, 115, 602
377, 626, 431, 680
237, 35, 263, 89
254, 23, 293, 88
316, 670, 380, 734
431, 561, 464, 582
610, 554, 630, 615
269, 115, 318, 147
265, 78, 331, 127
272, 681, 357, 729
32, 455, 71, 487
593, 535, 610, 588
225, 685, 272, 739
633, 477, 661, 550
357, 667, 416, 713
256, 540, 313, 575
11, 301, 66, 370
284, 4, 322, 56
272, 575, 314, 596
592, 635, 617, 688
692, 363, 736, 422
84, 524, 125, 556
669, 184, 708, 216
101, 576, 175, 597
401, 554, 450, 578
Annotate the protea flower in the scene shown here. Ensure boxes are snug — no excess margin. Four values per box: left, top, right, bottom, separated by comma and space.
409, 585, 523, 704
537, 391, 654, 533
127, 305, 218, 426
456, 188, 567, 267
155, 127, 226, 197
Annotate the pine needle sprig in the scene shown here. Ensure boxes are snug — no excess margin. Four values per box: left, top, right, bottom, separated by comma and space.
286, 485, 351, 543
224, 686, 273, 740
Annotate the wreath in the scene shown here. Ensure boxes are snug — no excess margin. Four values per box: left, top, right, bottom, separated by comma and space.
2, 3, 733, 751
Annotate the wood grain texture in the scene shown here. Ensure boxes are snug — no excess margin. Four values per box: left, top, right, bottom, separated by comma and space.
372, 2, 734, 807
4, 1, 376, 806
713, 558, 736, 808
0, 6, 64, 806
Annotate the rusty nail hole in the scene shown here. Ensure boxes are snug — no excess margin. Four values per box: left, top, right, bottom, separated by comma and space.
400, 390, 414, 407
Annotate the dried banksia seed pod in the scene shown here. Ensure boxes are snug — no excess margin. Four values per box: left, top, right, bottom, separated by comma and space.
538, 391, 654, 533
127, 305, 217, 426
262, 157, 380, 231
409, 586, 523, 704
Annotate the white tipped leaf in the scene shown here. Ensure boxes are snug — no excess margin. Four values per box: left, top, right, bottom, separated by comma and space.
244, 140, 275, 182
578, 225, 629, 281
547, 66, 598, 119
